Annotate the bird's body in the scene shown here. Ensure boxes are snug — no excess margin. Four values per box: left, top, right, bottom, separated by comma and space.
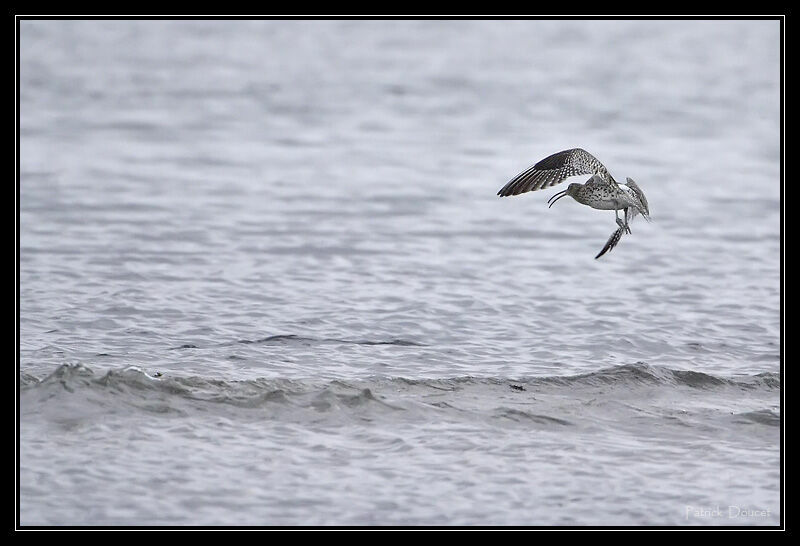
568, 176, 631, 210
497, 148, 650, 258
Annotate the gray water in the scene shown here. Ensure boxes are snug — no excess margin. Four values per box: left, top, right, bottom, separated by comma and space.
19, 20, 781, 526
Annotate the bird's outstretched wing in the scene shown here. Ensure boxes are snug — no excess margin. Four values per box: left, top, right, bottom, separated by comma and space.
497, 148, 610, 197
595, 227, 624, 259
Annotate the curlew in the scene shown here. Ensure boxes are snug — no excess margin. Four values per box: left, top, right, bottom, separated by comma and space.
497, 148, 650, 259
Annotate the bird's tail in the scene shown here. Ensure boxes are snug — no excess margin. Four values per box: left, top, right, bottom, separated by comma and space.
625, 177, 650, 221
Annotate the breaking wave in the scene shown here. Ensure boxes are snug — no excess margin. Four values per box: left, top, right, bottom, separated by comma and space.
21, 362, 779, 410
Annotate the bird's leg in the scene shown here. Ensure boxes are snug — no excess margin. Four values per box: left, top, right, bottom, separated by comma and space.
615, 209, 630, 234
615, 208, 632, 234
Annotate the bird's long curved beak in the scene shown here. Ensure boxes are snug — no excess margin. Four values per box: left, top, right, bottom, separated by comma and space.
547, 190, 569, 208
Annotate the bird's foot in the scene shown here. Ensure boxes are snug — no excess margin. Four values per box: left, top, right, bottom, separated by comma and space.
616, 218, 632, 235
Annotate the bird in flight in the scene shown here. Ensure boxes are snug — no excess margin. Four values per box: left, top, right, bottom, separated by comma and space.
497, 148, 650, 259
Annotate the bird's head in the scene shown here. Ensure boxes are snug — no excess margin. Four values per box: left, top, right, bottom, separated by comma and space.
547, 183, 579, 208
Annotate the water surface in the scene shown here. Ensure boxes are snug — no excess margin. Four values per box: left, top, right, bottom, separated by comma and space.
19, 19, 781, 526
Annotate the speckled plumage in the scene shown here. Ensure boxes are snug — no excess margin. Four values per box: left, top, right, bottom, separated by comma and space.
497, 148, 650, 259
497, 148, 610, 196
